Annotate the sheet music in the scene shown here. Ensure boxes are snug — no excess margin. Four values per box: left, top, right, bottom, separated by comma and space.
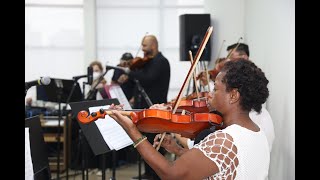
89, 105, 133, 150
108, 85, 132, 110
25, 128, 34, 180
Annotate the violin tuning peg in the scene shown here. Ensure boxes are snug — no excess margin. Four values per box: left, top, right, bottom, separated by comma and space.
99, 108, 104, 113
91, 112, 97, 117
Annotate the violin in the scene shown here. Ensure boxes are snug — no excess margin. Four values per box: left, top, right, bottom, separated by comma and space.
127, 32, 153, 70
77, 108, 223, 138
129, 56, 152, 70
108, 55, 153, 73
196, 57, 228, 81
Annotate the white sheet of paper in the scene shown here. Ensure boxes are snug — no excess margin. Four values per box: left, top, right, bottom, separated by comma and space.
89, 105, 133, 151
108, 85, 132, 110
25, 128, 34, 180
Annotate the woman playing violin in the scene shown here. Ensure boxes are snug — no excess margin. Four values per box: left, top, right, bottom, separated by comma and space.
175, 42, 275, 153
109, 59, 270, 179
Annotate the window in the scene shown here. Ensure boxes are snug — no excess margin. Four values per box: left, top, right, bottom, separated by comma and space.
25, 0, 84, 99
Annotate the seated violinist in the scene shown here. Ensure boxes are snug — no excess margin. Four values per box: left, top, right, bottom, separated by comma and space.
198, 42, 250, 86
86, 60, 107, 100
196, 42, 275, 152
152, 58, 274, 153
111, 52, 133, 86
111, 52, 135, 103
108, 59, 270, 179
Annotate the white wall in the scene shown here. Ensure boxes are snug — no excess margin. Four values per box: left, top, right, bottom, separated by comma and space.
245, 0, 295, 179
25, 3, 85, 101
83, 0, 97, 67
204, 0, 245, 67
204, 0, 295, 179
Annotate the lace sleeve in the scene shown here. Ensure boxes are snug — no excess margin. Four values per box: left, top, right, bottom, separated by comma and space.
193, 131, 239, 179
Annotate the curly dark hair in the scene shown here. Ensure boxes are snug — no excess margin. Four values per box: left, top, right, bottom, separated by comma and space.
220, 59, 269, 113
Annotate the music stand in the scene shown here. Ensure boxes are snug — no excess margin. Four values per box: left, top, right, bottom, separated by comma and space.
36, 78, 83, 179
69, 98, 120, 180
25, 115, 51, 180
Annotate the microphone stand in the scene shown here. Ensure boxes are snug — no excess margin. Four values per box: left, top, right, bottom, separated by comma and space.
133, 79, 153, 107
62, 77, 85, 180
55, 79, 64, 180
133, 78, 153, 180
80, 70, 108, 179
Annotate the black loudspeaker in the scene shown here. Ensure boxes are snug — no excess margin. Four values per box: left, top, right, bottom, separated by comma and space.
179, 14, 211, 61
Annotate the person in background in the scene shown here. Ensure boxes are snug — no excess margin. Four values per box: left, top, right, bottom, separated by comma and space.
111, 52, 135, 106
86, 60, 107, 100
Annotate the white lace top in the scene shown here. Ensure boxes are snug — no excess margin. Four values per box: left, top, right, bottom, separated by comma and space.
193, 124, 270, 180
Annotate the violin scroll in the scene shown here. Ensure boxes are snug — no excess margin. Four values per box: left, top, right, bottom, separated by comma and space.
77, 108, 107, 124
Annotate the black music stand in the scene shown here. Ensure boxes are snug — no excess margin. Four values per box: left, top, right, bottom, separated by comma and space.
133, 78, 153, 180
36, 78, 83, 103
36, 78, 83, 180
69, 98, 121, 180
25, 115, 51, 180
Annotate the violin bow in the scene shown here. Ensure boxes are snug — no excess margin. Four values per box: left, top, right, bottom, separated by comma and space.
156, 27, 213, 151
195, 39, 224, 91
172, 26, 213, 113
204, 63, 211, 91
215, 40, 226, 61
189, 50, 200, 101
226, 37, 243, 59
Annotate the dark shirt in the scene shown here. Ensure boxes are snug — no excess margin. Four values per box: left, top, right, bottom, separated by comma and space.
128, 52, 170, 109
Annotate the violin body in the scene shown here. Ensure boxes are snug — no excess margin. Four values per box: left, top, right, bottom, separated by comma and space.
185, 91, 209, 100
168, 97, 210, 113
129, 56, 151, 70
132, 109, 222, 138
77, 108, 223, 138
177, 100, 209, 113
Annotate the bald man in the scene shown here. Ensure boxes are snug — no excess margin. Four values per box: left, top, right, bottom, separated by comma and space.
125, 35, 171, 180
